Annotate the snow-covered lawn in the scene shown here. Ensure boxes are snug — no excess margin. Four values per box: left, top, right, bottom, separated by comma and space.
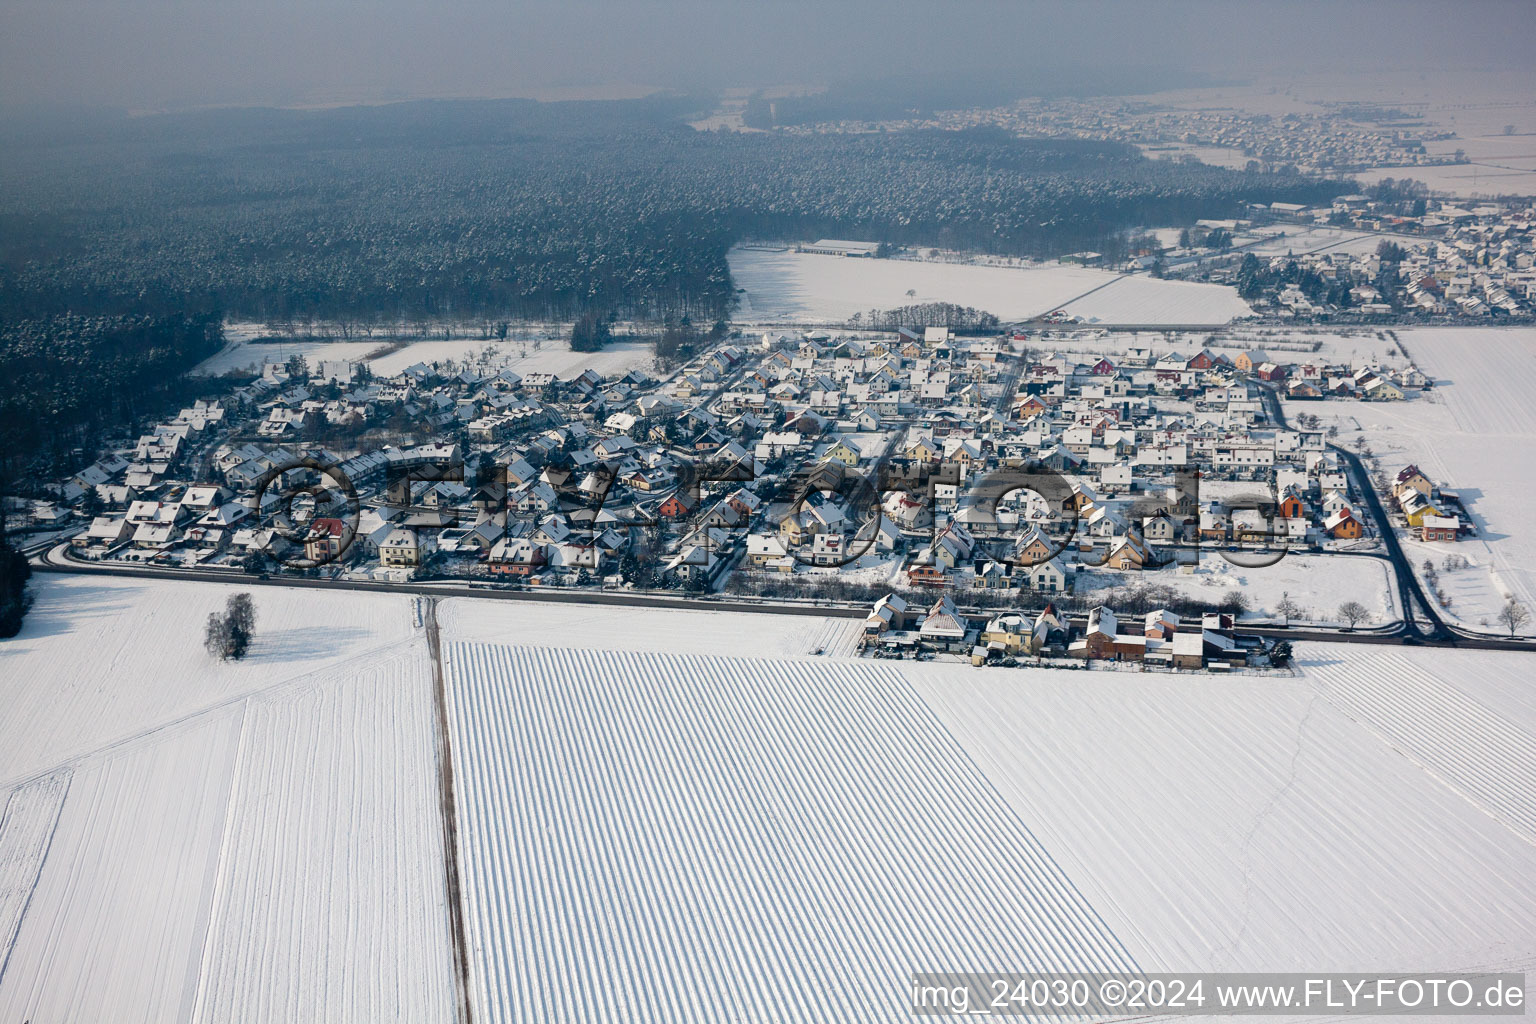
1060, 273, 1253, 325
1077, 551, 1396, 627
730, 247, 1113, 323
0, 576, 453, 1024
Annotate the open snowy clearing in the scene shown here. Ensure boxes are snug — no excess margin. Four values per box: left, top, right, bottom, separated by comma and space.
729, 247, 1243, 324
191, 337, 381, 376
1059, 273, 1253, 325
1294, 327, 1536, 626
0, 576, 453, 1024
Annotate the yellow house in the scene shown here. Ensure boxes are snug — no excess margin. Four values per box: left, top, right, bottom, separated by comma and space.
1014, 528, 1054, 566
822, 437, 861, 466
778, 511, 807, 546
1364, 379, 1405, 401
980, 614, 1030, 656
1399, 489, 1442, 527
906, 437, 941, 462
1104, 534, 1151, 570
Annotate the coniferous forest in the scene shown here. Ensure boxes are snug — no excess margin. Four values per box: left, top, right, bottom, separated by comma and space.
0, 97, 1345, 326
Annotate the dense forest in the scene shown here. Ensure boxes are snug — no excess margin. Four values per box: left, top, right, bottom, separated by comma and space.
0, 521, 29, 638
0, 97, 1347, 325
0, 313, 224, 477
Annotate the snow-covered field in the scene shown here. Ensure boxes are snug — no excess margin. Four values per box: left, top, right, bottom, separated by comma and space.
1060, 274, 1253, 325
8, 575, 1536, 1021
191, 337, 381, 376
444, 644, 1140, 1023
729, 248, 1250, 325
909, 646, 1536, 976
0, 576, 454, 1023
437, 616, 1536, 1020
0, 574, 415, 785
1353, 161, 1536, 200
1239, 226, 1423, 259
1296, 327, 1536, 627
1031, 325, 1408, 369
730, 247, 1106, 322
436, 594, 864, 660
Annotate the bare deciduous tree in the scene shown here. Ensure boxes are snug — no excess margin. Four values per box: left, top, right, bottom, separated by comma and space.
1338, 600, 1368, 629
1275, 591, 1301, 625
1498, 599, 1530, 638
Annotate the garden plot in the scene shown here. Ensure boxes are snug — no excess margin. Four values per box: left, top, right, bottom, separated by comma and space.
444, 644, 1140, 1024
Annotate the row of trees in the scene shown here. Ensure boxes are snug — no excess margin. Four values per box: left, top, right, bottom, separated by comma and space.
850, 302, 1000, 331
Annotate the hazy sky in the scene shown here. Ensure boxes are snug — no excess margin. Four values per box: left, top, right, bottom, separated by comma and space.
2, 0, 1532, 112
